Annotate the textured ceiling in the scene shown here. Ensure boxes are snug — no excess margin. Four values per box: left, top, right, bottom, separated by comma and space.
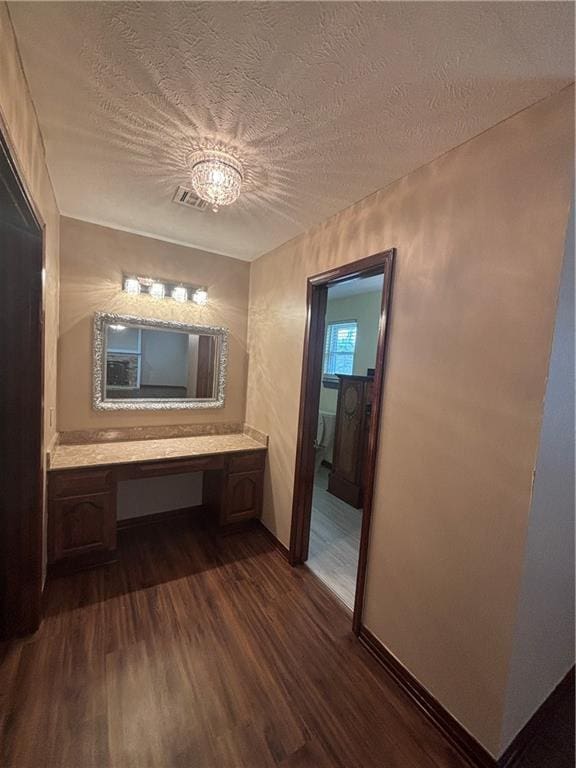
9, 2, 574, 261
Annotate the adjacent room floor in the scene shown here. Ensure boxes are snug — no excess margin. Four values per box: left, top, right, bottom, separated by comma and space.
307, 465, 362, 609
0, 519, 471, 768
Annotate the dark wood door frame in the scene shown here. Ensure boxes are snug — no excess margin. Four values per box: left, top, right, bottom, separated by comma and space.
289, 249, 395, 634
0, 128, 45, 638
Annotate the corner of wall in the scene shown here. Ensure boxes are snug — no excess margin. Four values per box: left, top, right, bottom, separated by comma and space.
499, 194, 575, 754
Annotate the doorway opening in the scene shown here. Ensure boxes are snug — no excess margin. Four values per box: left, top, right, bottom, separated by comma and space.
289, 250, 395, 633
0, 129, 44, 638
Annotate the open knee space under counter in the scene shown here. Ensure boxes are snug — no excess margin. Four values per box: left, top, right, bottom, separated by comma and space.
47, 433, 267, 574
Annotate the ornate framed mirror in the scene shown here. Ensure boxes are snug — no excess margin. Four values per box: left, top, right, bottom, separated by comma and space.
92, 313, 228, 410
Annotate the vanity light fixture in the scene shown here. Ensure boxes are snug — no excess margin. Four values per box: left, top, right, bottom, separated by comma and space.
108, 324, 127, 331
192, 287, 208, 306
190, 149, 243, 212
122, 274, 208, 305
171, 285, 188, 303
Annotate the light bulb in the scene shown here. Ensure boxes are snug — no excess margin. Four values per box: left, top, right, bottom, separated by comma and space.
124, 277, 141, 295
193, 288, 208, 305
149, 282, 165, 299
171, 285, 188, 303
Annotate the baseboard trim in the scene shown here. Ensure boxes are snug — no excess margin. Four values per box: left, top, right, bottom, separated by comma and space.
117, 504, 207, 531
255, 521, 290, 559
498, 666, 574, 767
358, 626, 495, 768
359, 627, 575, 768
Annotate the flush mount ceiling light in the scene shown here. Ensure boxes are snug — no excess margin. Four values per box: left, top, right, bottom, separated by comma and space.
189, 150, 243, 212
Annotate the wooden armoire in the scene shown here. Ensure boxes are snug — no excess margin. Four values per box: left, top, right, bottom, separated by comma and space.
328, 374, 373, 508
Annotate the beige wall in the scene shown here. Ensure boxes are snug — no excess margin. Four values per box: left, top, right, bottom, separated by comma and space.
58, 217, 250, 432
246, 86, 574, 756
0, 3, 60, 453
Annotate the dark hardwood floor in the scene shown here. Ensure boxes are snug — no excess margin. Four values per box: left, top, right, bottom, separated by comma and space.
0, 519, 472, 768
2, 520, 570, 768
512, 676, 574, 768
0, 520, 573, 768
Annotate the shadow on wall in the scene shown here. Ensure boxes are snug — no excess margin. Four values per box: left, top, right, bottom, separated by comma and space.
58, 243, 248, 336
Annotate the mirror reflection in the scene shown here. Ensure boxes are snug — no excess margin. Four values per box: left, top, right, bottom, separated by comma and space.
105, 323, 218, 401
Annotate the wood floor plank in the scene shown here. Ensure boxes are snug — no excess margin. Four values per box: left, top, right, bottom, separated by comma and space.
308, 467, 361, 608
0, 520, 475, 768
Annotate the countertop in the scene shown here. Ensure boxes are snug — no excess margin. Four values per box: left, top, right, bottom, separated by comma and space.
49, 433, 266, 471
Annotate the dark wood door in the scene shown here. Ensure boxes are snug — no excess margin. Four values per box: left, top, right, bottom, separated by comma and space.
0, 220, 43, 637
196, 335, 215, 397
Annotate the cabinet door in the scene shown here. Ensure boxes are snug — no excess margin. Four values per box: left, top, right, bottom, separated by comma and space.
222, 471, 263, 525
49, 492, 116, 563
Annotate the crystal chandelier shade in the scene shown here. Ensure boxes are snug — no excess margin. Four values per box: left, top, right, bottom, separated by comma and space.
190, 150, 243, 211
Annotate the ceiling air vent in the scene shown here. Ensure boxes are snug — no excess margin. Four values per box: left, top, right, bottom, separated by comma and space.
172, 185, 209, 212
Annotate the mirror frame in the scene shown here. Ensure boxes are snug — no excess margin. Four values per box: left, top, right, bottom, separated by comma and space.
92, 312, 228, 410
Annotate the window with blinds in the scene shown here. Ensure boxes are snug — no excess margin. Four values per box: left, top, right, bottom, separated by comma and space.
323, 321, 358, 377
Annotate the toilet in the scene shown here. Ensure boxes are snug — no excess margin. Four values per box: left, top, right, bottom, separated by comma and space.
314, 411, 336, 473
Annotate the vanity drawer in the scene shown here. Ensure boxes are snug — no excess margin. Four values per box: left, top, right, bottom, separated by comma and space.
135, 454, 225, 477
49, 468, 113, 499
228, 451, 265, 474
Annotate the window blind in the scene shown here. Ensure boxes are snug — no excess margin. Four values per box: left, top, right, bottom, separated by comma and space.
323, 321, 358, 376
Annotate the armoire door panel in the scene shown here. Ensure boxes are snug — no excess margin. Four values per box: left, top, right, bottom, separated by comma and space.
329, 375, 373, 509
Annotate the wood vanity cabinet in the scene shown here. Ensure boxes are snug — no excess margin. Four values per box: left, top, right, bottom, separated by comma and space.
328, 374, 373, 509
47, 447, 267, 572
48, 470, 117, 571
205, 450, 265, 528
223, 471, 263, 524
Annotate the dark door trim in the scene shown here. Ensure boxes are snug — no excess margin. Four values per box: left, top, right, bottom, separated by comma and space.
0, 128, 45, 637
289, 249, 395, 634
